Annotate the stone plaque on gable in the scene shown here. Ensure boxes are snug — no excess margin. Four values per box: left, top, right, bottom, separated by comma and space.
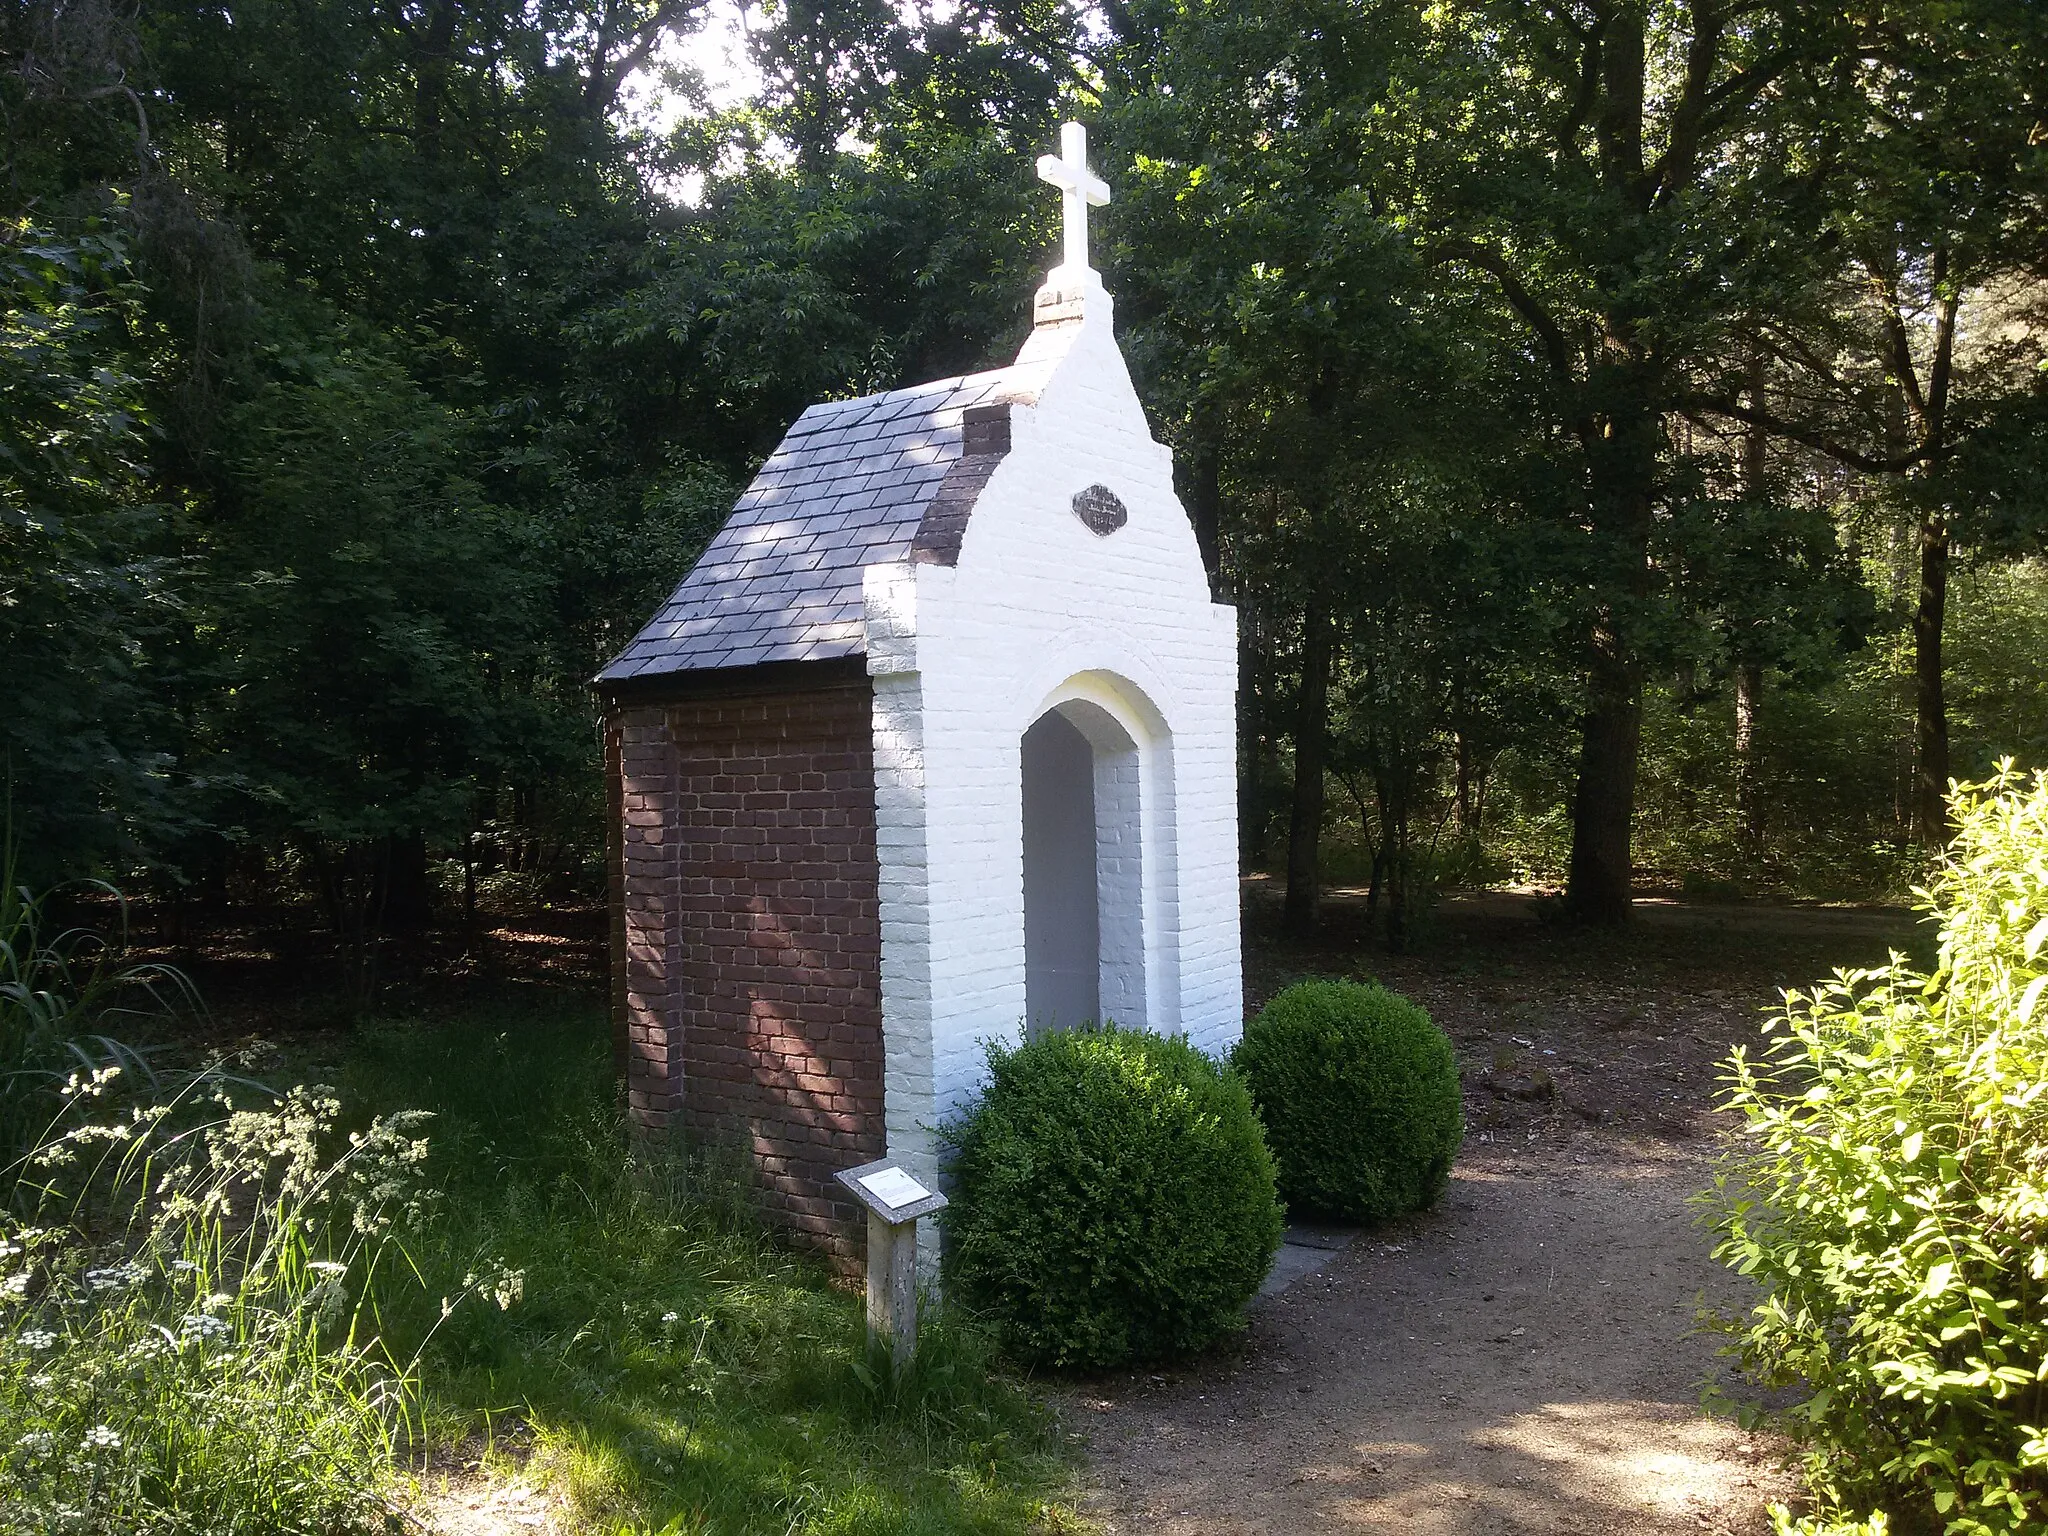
1071, 484, 1128, 535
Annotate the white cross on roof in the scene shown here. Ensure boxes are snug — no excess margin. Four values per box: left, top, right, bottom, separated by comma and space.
1036, 121, 1110, 276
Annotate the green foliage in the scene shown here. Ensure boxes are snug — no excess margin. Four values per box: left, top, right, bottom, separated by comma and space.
1234, 980, 1463, 1223
1106, 0, 2048, 917
1701, 765, 2048, 1534
183, 321, 572, 946
0, 887, 188, 1180
339, 1001, 1074, 1532
1611, 556, 2048, 903
0, 1061, 435, 1534
1663, 491, 1876, 685
1946, 562, 2048, 778
942, 1024, 1283, 1372
4, 0, 2041, 965
0, 218, 175, 884
0, 0, 1086, 921
1771, 1508, 1893, 1536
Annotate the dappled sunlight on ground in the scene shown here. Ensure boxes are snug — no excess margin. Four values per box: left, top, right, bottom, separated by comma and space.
1075, 896, 1856, 1534
1077, 1141, 1795, 1532
1300, 1396, 1770, 1530
1081, 1122, 1802, 1531
402, 1443, 574, 1536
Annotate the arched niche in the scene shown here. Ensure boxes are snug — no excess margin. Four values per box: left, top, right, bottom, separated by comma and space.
1020, 673, 1176, 1036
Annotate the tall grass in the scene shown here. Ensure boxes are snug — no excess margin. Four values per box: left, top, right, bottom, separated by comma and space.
0, 1056, 448, 1532
0, 861, 1078, 1532
344, 1000, 1081, 1534
0, 857, 448, 1533
0, 846, 197, 1177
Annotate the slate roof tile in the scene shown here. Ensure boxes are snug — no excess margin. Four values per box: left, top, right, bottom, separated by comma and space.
598, 365, 1022, 683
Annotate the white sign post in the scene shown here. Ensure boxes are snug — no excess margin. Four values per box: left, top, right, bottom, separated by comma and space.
835, 1158, 949, 1369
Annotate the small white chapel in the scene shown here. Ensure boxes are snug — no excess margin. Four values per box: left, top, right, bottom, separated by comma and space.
596, 123, 1242, 1264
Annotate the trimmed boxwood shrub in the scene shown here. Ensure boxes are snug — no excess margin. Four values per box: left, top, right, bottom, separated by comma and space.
942, 1025, 1284, 1372
1234, 979, 1462, 1222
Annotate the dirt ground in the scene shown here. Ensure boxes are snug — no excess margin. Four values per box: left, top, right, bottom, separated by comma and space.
1071, 888, 1921, 1536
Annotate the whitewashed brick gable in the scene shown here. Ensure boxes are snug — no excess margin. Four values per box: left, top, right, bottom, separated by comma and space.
868, 270, 1244, 1193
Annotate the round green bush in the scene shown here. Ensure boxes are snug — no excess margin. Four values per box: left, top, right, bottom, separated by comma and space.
1234, 979, 1463, 1222
942, 1025, 1284, 1372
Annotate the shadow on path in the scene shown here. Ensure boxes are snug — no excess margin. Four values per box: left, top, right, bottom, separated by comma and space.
1076, 1137, 1795, 1534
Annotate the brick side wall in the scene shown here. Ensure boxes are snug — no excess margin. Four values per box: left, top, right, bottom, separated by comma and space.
611, 671, 884, 1267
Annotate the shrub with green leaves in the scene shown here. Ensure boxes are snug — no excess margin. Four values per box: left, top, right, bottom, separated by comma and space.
943, 1025, 1283, 1371
1701, 764, 2048, 1535
1771, 1508, 1893, 1536
1233, 980, 1463, 1222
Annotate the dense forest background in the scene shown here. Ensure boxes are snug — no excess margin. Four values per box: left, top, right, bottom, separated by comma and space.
4, 0, 2046, 962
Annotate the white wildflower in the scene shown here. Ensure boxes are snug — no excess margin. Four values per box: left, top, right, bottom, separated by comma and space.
81, 1425, 121, 1450
170, 1259, 197, 1274
30, 1373, 54, 1390
84, 1261, 148, 1292
462, 1264, 524, 1311
17, 1329, 56, 1351
61, 1066, 121, 1100
179, 1312, 231, 1343
662, 1311, 680, 1325
2, 1273, 30, 1298
16, 1430, 53, 1453
306, 1260, 348, 1276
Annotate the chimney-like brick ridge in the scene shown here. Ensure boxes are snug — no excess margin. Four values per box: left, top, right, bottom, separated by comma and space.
912, 401, 1013, 567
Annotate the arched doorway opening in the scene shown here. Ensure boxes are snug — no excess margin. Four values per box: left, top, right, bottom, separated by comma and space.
1021, 697, 1147, 1034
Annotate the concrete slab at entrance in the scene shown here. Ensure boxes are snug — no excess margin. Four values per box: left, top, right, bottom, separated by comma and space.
1259, 1221, 1360, 1298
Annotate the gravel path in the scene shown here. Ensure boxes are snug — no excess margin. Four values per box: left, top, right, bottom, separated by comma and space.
1072, 895, 1917, 1535
1075, 1135, 1793, 1534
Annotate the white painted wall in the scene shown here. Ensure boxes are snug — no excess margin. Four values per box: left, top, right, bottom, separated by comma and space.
866, 267, 1242, 1204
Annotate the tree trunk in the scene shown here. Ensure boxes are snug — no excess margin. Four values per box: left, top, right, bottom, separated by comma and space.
1454, 730, 1474, 833
1911, 278, 1960, 849
1184, 423, 1223, 591
1912, 512, 1950, 846
1564, 402, 1657, 925
1378, 771, 1411, 953
1238, 608, 1275, 871
1734, 662, 1765, 851
409, 0, 459, 163
1567, 640, 1643, 924
375, 830, 433, 935
1734, 356, 1768, 854
1283, 600, 1334, 938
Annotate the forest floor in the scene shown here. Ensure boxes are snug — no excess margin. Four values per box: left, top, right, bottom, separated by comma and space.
1070, 885, 1925, 1535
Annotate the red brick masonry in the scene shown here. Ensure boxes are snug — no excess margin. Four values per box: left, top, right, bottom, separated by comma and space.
608, 668, 884, 1265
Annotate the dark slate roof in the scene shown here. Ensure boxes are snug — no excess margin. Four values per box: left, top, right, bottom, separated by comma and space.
598, 366, 1021, 683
